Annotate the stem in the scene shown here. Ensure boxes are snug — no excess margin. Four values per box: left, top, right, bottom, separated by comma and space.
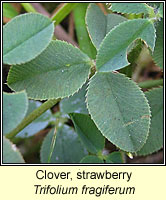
89, 64, 96, 78
138, 79, 163, 89
52, 3, 79, 26
21, 3, 37, 13
96, 3, 108, 15
6, 99, 60, 139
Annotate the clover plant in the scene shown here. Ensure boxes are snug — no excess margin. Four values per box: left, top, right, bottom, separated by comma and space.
2, 3, 163, 164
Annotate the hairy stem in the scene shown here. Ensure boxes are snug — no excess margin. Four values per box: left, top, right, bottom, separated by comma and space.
6, 99, 60, 139
21, 3, 37, 13
52, 3, 79, 26
138, 79, 163, 89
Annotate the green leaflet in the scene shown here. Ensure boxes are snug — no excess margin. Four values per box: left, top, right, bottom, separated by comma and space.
152, 19, 163, 69
70, 113, 105, 154
7, 40, 91, 100
87, 72, 151, 152
40, 126, 88, 163
138, 87, 163, 156
96, 19, 156, 72
3, 13, 54, 65
60, 83, 89, 114
3, 91, 28, 135
110, 3, 152, 15
3, 136, 25, 163
105, 152, 124, 163
80, 155, 104, 163
3, 3, 18, 19
17, 100, 52, 137
86, 3, 127, 49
